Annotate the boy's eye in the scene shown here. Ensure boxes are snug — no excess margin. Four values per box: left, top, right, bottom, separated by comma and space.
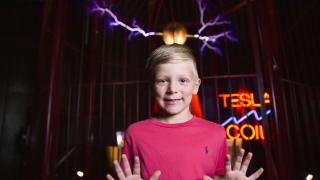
180, 78, 190, 84
155, 79, 167, 85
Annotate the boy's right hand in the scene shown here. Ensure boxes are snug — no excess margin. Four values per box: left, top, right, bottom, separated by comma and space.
106, 154, 161, 180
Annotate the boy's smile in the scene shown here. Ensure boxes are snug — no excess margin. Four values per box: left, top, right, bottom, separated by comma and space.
153, 60, 201, 123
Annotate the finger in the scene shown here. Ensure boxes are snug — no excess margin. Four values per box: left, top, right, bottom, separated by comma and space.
113, 160, 126, 180
106, 174, 115, 180
240, 152, 253, 173
248, 168, 264, 180
133, 156, 141, 175
121, 154, 132, 176
149, 170, 161, 180
233, 148, 245, 170
225, 154, 232, 173
202, 175, 214, 180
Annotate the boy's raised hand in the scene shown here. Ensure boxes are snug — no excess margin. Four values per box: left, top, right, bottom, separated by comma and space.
106, 154, 161, 180
203, 149, 264, 180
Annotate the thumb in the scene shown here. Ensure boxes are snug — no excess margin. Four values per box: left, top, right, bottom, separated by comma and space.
203, 175, 214, 180
149, 170, 161, 180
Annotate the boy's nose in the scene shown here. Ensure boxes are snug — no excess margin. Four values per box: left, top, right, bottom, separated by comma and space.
167, 82, 178, 94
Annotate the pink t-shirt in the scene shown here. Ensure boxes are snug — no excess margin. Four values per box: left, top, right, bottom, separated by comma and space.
123, 116, 227, 180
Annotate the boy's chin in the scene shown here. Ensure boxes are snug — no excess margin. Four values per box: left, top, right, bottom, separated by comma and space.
157, 108, 184, 116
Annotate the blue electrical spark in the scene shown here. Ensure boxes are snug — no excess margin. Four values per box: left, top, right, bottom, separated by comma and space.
221, 109, 272, 127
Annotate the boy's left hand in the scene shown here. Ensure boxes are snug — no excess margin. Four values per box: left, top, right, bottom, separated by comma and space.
203, 149, 264, 180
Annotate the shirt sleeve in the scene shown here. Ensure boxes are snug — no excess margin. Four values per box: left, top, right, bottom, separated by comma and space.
214, 134, 227, 176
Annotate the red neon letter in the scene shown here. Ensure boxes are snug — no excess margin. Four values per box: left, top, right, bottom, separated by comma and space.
250, 93, 261, 107
231, 94, 241, 108
226, 125, 240, 140
259, 125, 265, 140
239, 93, 251, 107
218, 94, 230, 108
255, 125, 260, 140
264, 92, 270, 104
240, 124, 255, 140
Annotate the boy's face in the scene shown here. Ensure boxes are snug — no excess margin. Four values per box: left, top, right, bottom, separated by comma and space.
153, 60, 201, 117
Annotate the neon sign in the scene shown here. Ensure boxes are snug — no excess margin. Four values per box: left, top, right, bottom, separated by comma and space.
221, 109, 271, 127
219, 92, 272, 141
226, 124, 265, 140
218, 92, 270, 108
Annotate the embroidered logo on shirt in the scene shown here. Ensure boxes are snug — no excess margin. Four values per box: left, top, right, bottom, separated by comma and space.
204, 146, 209, 154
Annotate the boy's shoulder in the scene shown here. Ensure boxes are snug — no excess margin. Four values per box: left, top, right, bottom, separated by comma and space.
194, 117, 225, 133
126, 118, 153, 131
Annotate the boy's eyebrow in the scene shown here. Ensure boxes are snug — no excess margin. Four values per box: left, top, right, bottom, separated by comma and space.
154, 76, 169, 80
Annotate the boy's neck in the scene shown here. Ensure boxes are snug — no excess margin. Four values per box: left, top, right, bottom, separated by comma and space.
155, 111, 194, 124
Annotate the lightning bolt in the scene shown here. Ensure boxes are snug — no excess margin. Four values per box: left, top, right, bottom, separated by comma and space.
221, 109, 272, 127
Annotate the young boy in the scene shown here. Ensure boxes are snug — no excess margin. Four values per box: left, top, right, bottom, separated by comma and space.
107, 44, 264, 180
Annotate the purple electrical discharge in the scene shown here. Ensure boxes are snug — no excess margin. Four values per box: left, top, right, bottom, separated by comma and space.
90, 1, 156, 38
195, 0, 237, 55
90, 0, 237, 55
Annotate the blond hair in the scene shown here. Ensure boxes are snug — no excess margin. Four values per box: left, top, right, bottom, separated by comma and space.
146, 44, 199, 78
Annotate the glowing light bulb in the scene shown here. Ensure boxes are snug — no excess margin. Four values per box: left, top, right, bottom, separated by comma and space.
116, 131, 124, 147
163, 31, 174, 45
306, 174, 313, 180
163, 22, 187, 45
174, 30, 187, 44
76, 171, 84, 177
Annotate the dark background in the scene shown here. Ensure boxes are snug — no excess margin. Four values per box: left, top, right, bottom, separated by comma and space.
0, 0, 319, 180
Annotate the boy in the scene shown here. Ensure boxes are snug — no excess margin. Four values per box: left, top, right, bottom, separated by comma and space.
107, 44, 263, 180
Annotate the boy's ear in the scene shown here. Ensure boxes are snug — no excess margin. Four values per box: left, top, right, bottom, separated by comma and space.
193, 78, 201, 94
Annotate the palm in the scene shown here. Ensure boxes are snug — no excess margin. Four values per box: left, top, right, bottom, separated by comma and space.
225, 170, 250, 180
116, 174, 142, 180
106, 155, 161, 180
203, 149, 263, 180
224, 149, 264, 180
